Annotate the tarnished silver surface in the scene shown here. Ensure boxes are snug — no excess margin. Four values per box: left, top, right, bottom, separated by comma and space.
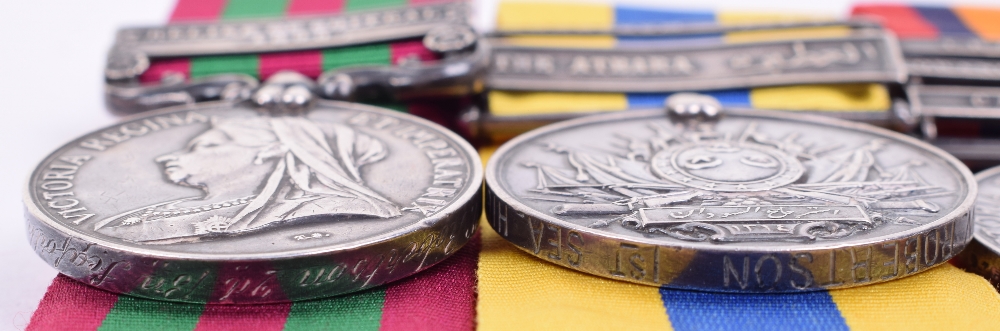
485, 102, 975, 292
486, 32, 906, 92
25, 99, 481, 303
955, 166, 1000, 291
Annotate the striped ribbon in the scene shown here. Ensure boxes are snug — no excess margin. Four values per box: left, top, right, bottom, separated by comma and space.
140, 0, 441, 83
27, 235, 479, 331
852, 4, 1000, 41
140, 0, 469, 128
489, 2, 890, 119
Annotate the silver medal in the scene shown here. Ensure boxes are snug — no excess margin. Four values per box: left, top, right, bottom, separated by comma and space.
955, 166, 1000, 290
25, 87, 482, 303
485, 94, 975, 292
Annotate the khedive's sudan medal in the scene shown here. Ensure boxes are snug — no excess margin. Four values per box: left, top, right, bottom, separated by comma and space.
955, 166, 1000, 291
485, 93, 975, 292
25, 73, 482, 303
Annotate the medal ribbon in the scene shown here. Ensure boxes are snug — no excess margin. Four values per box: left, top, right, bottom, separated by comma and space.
142, 0, 468, 127
476, 3, 1000, 331
488, 2, 891, 120
852, 4, 1000, 40
141, 0, 440, 83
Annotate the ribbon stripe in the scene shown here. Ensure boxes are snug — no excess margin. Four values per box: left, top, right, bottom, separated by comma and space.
223, 0, 290, 19
260, 50, 324, 80
850, 5, 938, 39
852, 4, 1000, 41
912, 6, 976, 38
287, 0, 345, 16
489, 3, 891, 117
953, 7, 1000, 41
169, 0, 227, 22
194, 304, 292, 331
140, 0, 440, 87
659, 290, 848, 331
283, 289, 386, 331
27, 276, 119, 331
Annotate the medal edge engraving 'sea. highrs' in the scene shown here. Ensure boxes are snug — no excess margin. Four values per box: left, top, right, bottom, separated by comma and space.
24, 99, 482, 304
485, 96, 975, 293
955, 166, 1000, 291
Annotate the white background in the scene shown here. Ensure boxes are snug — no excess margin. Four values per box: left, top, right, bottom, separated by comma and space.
0, 0, 993, 330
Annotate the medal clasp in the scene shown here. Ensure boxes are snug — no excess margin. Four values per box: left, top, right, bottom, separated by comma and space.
104, 2, 482, 114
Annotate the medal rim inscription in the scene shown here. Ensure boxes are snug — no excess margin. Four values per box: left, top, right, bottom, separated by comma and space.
973, 166, 1000, 255
24, 100, 484, 262
485, 109, 975, 291
953, 166, 1000, 291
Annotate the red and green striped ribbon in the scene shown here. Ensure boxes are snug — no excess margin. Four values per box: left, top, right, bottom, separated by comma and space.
141, 0, 439, 83
27, 234, 480, 331
142, 0, 468, 126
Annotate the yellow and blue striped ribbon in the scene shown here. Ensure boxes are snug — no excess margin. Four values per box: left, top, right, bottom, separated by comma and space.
478, 3, 1000, 331
489, 2, 888, 118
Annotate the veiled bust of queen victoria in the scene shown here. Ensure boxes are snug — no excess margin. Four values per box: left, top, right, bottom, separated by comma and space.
94, 114, 401, 244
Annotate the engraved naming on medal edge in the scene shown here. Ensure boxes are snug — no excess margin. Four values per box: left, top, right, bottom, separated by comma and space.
717, 220, 967, 290
978, 191, 1000, 248
27, 224, 130, 286
958, 169, 1000, 289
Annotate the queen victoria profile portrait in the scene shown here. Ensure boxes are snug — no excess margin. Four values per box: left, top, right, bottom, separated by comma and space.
94, 115, 402, 244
